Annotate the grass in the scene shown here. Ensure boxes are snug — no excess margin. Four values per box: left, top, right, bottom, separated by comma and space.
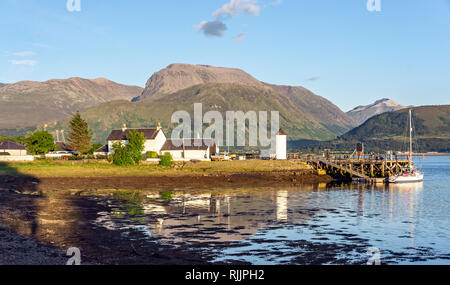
0, 159, 310, 178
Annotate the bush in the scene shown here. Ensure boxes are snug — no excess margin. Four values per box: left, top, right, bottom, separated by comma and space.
146, 151, 158, 159
112, 143, 134, 166
25, 131, 57, 155
68, 155, 84, 161
159, 152, 173, 166
0, 152, 11, 156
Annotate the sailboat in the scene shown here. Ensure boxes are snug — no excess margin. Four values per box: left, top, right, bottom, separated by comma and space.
388, 109, 424, 183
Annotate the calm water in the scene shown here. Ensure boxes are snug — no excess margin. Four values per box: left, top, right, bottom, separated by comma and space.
90, 156, 450, 264
2, 156, 449, 265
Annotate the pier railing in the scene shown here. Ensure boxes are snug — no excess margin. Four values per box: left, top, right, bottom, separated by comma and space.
291, 154, 412, 182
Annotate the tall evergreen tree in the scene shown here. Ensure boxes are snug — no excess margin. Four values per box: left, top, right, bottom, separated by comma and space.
68, 111, 92, 155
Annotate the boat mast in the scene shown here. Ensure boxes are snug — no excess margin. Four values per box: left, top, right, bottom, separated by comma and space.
409, 109, 413, 169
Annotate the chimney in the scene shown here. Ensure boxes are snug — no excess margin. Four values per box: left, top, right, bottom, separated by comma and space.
157, 122, 161, 131
122, 124, 127, 132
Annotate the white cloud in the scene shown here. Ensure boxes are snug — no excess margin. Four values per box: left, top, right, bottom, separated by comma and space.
213, 0, 260, 19
10, 60, 37, 66
12, 51, 36, 57
233, 33, 246, 43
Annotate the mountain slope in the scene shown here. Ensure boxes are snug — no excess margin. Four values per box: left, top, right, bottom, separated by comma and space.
47, 83, 344, 142
347, 98, 406, 125
0, 78, 143, 129
5, 64, 358, 142
268, 84, 357, 134
292, 105, 450, 152
133, 63, 357, 134
0, 83, 7, 88
342, 105, 450, 140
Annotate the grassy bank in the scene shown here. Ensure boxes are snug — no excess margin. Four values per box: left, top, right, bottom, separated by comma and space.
0, 159, 311, 178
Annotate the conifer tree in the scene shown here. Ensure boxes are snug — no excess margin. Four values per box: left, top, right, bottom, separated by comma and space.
68, 111, 92, 155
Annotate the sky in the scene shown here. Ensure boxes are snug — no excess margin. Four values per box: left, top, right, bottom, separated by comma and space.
1, 0, 449, 111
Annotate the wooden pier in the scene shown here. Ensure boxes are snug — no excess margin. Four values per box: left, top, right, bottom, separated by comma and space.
302, 156, 413, 184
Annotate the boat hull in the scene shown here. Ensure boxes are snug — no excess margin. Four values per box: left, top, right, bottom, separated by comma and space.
389, 173, 424, 183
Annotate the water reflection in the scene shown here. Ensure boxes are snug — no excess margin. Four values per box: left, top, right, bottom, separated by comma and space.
1, 173, 448, 264
92, 180, 443, 264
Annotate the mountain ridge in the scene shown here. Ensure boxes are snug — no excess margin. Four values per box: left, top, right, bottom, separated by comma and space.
47, 83, 348, 142
347, 98, 406, 125
1, 63, 358, 143
0, 77, 143, 129
133, 63, 357, 132
292, 105, 450, 153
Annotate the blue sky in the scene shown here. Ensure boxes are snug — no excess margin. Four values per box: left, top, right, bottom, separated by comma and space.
1, 0, 449, 111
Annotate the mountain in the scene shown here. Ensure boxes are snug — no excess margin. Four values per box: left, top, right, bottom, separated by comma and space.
0, 83, 7, 88
133, 63, 268, 101
293, 105, 450, 153
347, 98, 406, 125
0, 78, 143, 129
134, 63, 356, 131
342, 105, 450, 140
268, 84, 356, 135
47, 83, 350, 143
5, 64, 358, 142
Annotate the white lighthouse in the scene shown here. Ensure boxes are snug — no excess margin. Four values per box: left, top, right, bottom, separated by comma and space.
276, 129, 287, 160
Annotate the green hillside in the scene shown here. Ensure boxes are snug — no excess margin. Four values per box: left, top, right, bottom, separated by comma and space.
45, 83, 347, 143
341, 105, 450, 140
291, 105, 450, 153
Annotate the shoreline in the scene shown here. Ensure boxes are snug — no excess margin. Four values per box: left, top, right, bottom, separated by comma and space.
0, 171, 333, 192
0, 160, 332, 265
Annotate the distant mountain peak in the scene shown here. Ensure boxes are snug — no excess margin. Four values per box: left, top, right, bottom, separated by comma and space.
133, 63, 267, 101
126, 63, 357, 140
347, 98, 406, 125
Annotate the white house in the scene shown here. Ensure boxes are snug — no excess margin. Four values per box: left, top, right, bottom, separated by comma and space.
103, 124, 219, 161
0, 140, 27, 156
160, 138, 219, 161
106, 124, 166, 155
